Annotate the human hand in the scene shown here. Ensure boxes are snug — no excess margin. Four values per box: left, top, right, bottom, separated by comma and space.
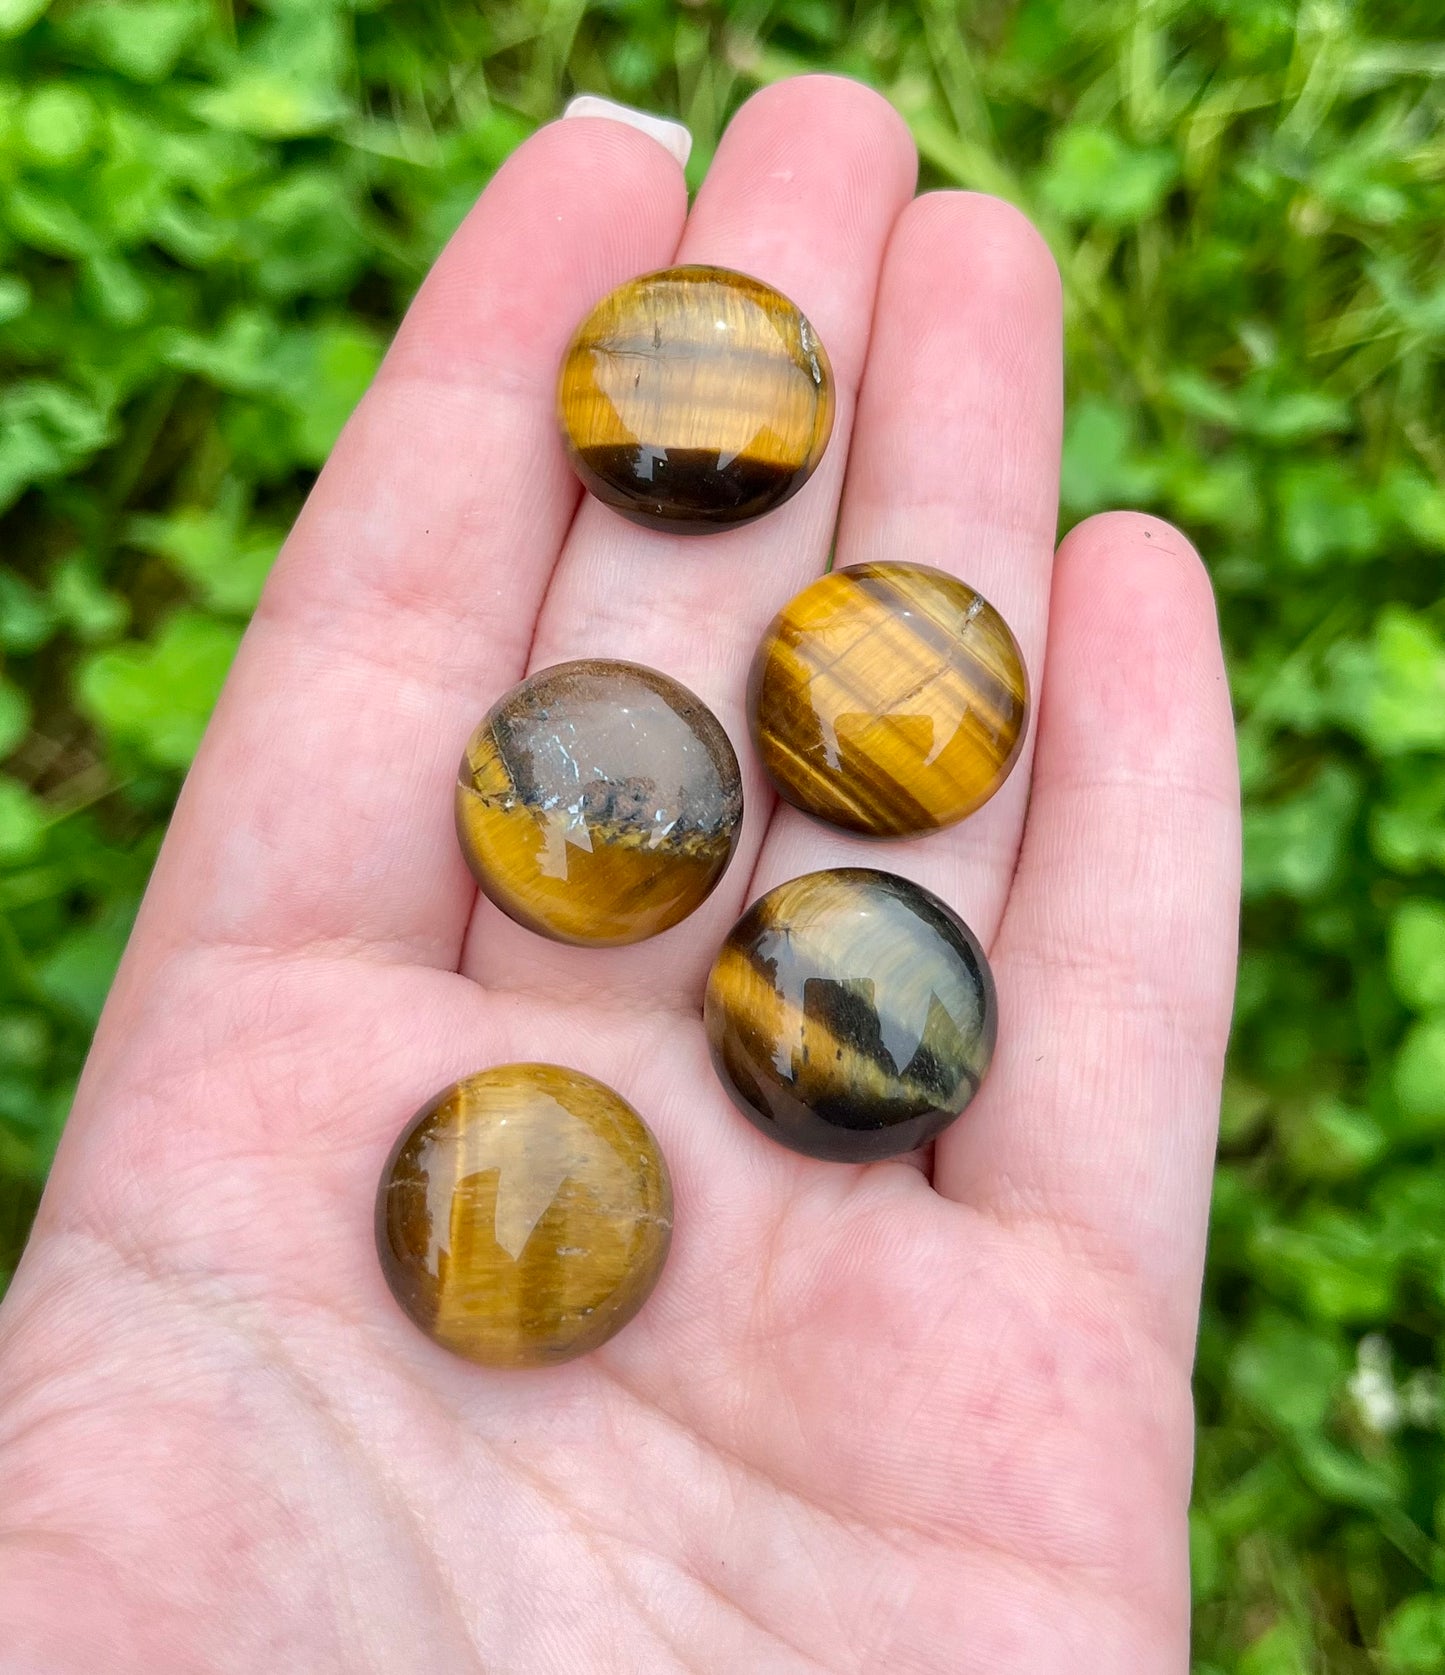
0, 76, 1239, 1673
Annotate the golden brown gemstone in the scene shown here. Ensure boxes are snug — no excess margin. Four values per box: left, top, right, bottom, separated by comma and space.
456, 659, 743, 947
705, 868, 996, 1162
557, 264, 835, 532
376, 1064, 673, 1368
748, 561, 1029, 838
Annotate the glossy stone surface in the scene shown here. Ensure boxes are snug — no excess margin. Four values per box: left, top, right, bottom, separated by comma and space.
749, 561, 1029, 838
457, 660, 743, 947
376, 1065, 673, 1367
705, 868, 996, 1162
558, 265, 834, 533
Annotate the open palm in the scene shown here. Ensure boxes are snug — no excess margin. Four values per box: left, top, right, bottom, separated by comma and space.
0, 78, 1239, 1673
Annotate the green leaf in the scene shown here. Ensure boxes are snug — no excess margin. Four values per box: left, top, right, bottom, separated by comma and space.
1380, 1595, 1445, 1674
1245, 390, 1352, 445
1040, 125, 1179, 224
243, 169, 368, 299
0, 779, 45, 861
1170, 450, 1262, 535
0, 275, 30, 325
80, 253, 150, 328
1059, 398, 1161, 516
1386, 469, 1445, 551
1294, 1434, 1403, 1510
20, 85, 98, 167
1375, 1169, 1445, 1265
0, 573, 58, 654
1250, 1208, 1397, 1322
166, 309, 285, 395
56, 0, 207, 82
0, 0, 49, 38
50, 560, 128, 643
1243, 763, 1359, 900
1314, 147, 1410, 226
1189, 1509, 1221, 1602
127, 490, 280, 615
1372, 761, 1445, 874
77, 611, 242, 769
472, 105, 535, 171
1165, 370, 1241, 428
0, 681, 30, 759
2, 182, 101, 258
1237, 1621, 1311, 1675
191, 75, 350, 139
1390, 901, 1445, 1012
0, 1015, 48, 1072
1278, 462, 1382, 567
0, 383, 114, 515
1329, 608, 1445, 758
1230, 1310, 1346, 1433
283, 321, 384, 466
1284, 1095, 1388, 1180
1395, 1016, 1445, 1125
37, 902, 135, 1025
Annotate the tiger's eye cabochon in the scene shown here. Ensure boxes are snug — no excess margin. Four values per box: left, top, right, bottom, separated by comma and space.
376, 1064, 673, 1368
456, 659, 743, 948
749, 561, 1029, 838
705, 868, 998, 1163
557, 265, 835, 533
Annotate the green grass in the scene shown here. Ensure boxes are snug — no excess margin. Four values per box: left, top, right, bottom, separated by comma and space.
2, 0, 1444, 1666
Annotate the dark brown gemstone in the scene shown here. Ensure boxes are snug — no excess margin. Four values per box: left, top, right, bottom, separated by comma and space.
705, 868, 997, 1162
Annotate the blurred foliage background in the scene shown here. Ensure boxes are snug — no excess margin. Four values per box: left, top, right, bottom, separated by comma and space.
0, 0, 1441, 1665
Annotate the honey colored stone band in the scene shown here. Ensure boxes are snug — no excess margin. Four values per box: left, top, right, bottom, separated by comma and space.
558, 265, 834, 532
749, 560, 1029, 838
376, 1065, 673, 1368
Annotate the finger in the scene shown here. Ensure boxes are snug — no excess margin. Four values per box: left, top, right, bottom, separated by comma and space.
115, 116, 688, 993
461, 75, 918, 999
934, 514, 1241, 1364
747, 189, 1063, 947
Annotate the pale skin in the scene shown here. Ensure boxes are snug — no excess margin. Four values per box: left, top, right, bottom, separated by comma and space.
0, 77, 1240, 1674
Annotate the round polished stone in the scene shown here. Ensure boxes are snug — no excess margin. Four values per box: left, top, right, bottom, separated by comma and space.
376, 1065, 673, 1368
749, 561, 1029, 838
704, 868, 997, 1162
456, 659, 743, 947
557, 264, 834, 533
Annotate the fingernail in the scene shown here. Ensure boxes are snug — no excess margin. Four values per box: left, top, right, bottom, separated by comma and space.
563, 95, 692, 169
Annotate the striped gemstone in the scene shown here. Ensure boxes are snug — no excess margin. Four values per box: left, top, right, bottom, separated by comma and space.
558, 265, 834, 532
705, 868, 997, 1162
748, 561, 1029, 837
376, 1065, 673, 1367
456, 660, 743, 947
